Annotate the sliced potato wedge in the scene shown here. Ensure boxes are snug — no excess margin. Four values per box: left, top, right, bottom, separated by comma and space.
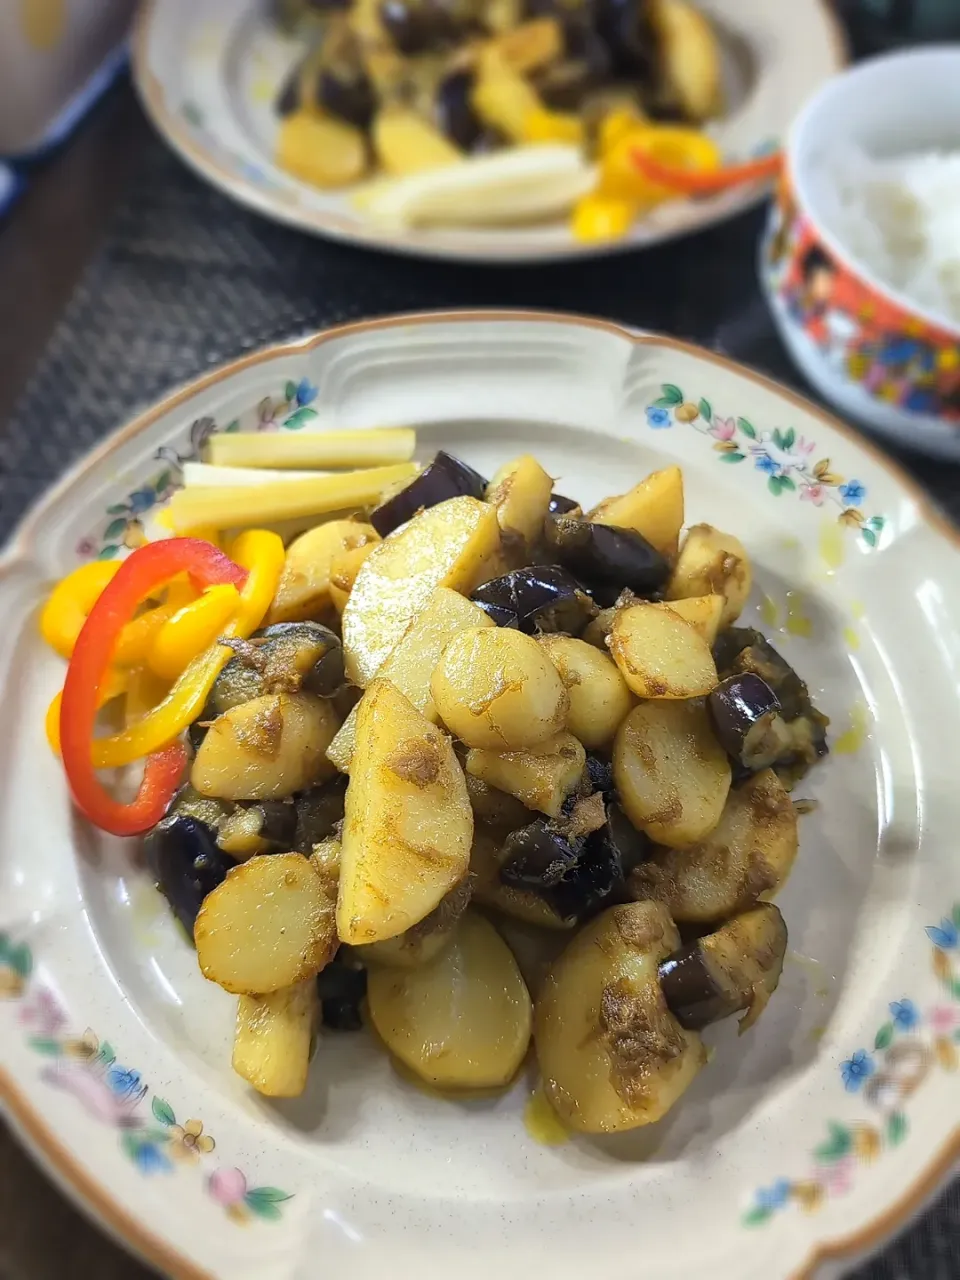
342, 495, 501, 686
650, 0, 723, 121
196, 854, 337, 995
628, 769, 799, 922
589, 466, 684, 561
431, 626, 568, 751
354, 875, 472, 969
535, 901, 705, 1132
613, 700, 731, 847
485, 454, 555, 545
268, 520, 379, 624
328, 586, 494, 772
373, 105, 462, 176
233, 980, 318, 1098
328, 542, 378, 614
666, 524, 752, 627
337, 679, 472, 946
609, 601, 718, 699
664, 593, 725, 644
191, 692, 339, 800
539, 634, 634, 748
367, 910, 532, 1088
465, 732, 585, 819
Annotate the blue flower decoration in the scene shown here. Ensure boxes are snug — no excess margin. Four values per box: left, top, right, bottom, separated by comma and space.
890, 999, 918, 1031
839, 479, 866, 506
926, 918, 959, 950
128, 488, 157, 514
754, 452, 780, 477
646, 406, 672, 429
108, 1067, 144, 1101
841, 1048, 875, 1092
295, 378, 318, 407
756, 1179, 792, 1212
133, 1142, 172, 1175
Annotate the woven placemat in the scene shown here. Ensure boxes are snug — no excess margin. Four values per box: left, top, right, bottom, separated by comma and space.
1, 124, 958, 1280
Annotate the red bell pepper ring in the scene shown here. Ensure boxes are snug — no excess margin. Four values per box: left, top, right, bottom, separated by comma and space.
60, 538, 248, 836
630, 147, 781, 195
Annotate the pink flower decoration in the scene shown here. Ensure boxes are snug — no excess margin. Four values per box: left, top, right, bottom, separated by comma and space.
710, 416, 736, 441
796, 435, 817, 457
818, 1155, 854, 1196
41, 1063, 135, 1127
19, 987, 65, 1037
75, 537, 97, 558
208, 1167, 248, 1207
800, 484, 826, 506
928, 1005, 960, 1034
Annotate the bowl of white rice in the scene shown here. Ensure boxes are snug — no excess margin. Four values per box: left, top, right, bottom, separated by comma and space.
761, 47, 960, 458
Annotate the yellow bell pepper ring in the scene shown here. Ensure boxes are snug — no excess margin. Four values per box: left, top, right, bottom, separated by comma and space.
147, 583, 242, 682
600, 124, 722, 203
86, 529, 285, 768
40, 561, 119, 659
45, 667, 130, 757
572, 193, 638, 243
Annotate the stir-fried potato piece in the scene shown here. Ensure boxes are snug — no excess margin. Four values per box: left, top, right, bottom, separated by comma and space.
196, 854, 337, 995
485, 454, 554, 545
664, 593, 725, 644
337, 679, 472, 946
589, 466, 684, 561
465, 732, 585, 819
609, 602, 718, 699
267, 520, 379, 624
539, 634, 634, 748
666, 524, 752, 627
233, 980, 318, 1098
191, 692, 339, 800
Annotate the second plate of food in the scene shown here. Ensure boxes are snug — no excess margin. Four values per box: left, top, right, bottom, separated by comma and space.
2, 312, 958, 1280
132, 0, 844, 261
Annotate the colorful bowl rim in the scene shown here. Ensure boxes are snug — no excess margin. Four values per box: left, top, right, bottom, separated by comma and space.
1, 309, 959, 1280
784, 45, 960, 340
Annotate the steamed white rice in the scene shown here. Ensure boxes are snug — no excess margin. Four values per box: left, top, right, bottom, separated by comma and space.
822, 143, 960, 325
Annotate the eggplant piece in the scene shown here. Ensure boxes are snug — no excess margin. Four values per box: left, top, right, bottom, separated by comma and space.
368, 450, 488, 538
379, 0, 476, 54
206, 622, 345, 723
585, 753, 614, 796
547, 492, 580, 516
470, 565, 596, 635
544, 515, 670, 605
312, 19, 377, 128
294, 775, 348, 852
435, 69, 485, 150
709, 673, 794, 772
167, 784, 236, 832
317, 956, 367, 1030
144, 815, 233, 939
658, 904, 788, 1032
595, 0, 659, 79
712, 628, 830, 784
216, 802, 298, 859
275, 59, 305, 116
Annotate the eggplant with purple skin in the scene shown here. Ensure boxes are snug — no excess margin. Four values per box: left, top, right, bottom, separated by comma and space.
294, 775, 348, 852
144, 816, 233, 939
658, 903, 788, 1032
206, 622, 344, 721
317, 955, 367, 1030
547, 492, 581, 516
471, 565, 596, 635
709, 673, 794, 772
379, 0, 479, 54
435, 69, 485, 149
368, 450, 488, 537
216, 801, 299, 859
544, 514, 670, 605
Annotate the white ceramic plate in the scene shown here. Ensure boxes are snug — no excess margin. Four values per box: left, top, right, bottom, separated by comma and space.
131, 0, 845, 263
2, 312, 959, 1280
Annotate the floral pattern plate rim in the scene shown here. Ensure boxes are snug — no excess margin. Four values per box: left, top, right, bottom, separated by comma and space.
1, 311, 960, 1280
130, 0, 845, 263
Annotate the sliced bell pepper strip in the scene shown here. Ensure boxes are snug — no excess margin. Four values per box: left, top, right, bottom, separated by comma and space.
85, 530, 285, 769
147, 583, 242, 681
40, 559, 176, 665
45, 667, 130, 757
630, 146, 781, 194
125, 666, 173, 728
59, 538, 248, 835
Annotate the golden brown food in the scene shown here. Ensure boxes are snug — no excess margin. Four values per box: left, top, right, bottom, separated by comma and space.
233, 980, 318, 1098
539, 633, 634, 748
367, 910, 532, 1088
664, 593, 725, 644
470, 825, 575, 930
196, 854, 337, 995
627, 769, 799, 922
269, 520, 379, 624
609, 601, 719, 699
191, 692, 339, 800
589, 466, 684, 561
534, 901, 706, 1132
342, 495, 501, 686
353, 875, 473, 969
465, 731, 586, 819
337, 679, 472, 945
485, 454, 555, 546
431, 626, 569, 751
613, 699, 731, 847
666, 524, 752, 627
